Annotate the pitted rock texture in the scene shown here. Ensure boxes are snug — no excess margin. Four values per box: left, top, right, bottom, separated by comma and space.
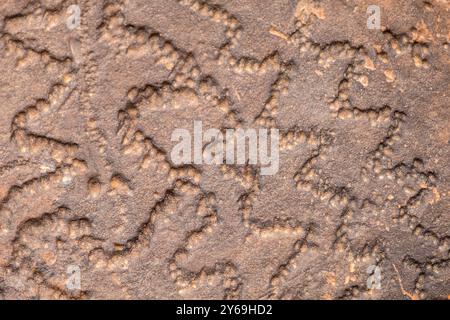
0, 0, 449, 300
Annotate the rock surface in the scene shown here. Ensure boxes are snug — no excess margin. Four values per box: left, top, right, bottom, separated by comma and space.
0, 0, 449, 299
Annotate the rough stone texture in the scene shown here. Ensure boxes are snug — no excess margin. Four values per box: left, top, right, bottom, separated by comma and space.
0, 0, 449, 300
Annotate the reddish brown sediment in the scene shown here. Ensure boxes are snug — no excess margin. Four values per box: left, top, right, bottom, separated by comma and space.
0, 0, 448, 300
